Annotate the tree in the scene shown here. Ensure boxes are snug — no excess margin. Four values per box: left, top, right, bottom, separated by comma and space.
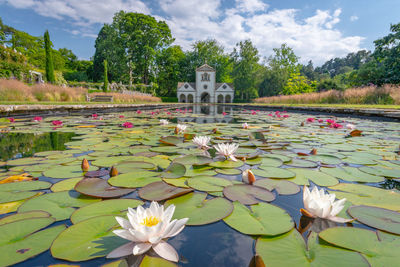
231, 39, 260, 101
93, 11, 173, 85
282, 72, 316, 95
103, 59, 108, 92
44, 30, 55, 83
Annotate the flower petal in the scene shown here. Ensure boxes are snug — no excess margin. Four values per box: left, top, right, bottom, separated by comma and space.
164, 218, 188, 238
113, 229, 139, 242
107, 242, 135, 258
152, 241, 179, 262
115, 216, 131, 229
133, 243, 152, 255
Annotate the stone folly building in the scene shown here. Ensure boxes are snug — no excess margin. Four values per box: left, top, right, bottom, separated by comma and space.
177, 64, 234, 103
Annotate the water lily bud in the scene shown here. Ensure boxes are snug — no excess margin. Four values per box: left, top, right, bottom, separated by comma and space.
81, 158, 90, 172
300, 122, 304, 127
174, 127, 179, 134
242, 169, 256, 185
110, 166, 118, 177
310, 148, 317, 155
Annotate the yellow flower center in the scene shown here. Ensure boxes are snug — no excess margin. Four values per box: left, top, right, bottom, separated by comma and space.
141, 216, 160, 227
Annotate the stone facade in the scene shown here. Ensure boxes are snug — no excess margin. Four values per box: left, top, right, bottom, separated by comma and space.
177, 64, 234, 103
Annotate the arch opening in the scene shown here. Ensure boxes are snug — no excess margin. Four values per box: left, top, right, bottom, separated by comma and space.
179, 94, 186, 103
201, 92, 210, 103
225, 94, 232, 103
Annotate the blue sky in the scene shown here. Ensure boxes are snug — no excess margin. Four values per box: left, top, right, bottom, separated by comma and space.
0, 0, 399, 65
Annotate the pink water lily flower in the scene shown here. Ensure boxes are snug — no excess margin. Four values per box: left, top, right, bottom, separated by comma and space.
107, 202, 188, 262
346, 123, 355, 130
251, 111, 257, 115
123, 122, 133, 128
92, 114, 98, 119
283, 115, 289, 118
137, 110, 142, 114
119, 115, 125, 118
52, 120, 63, 126
8, 117, 15, 123
318, 119, 324, 123
242, 122, 249, 129
306, 118, 315, 123
326, 119, 335, 124
222, 112, 227, 116
330, 123, 343, 129
33, 116, 43, 122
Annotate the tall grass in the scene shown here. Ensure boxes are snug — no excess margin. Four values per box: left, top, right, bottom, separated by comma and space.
0, 79, 161, 103
254, 84, 400, 105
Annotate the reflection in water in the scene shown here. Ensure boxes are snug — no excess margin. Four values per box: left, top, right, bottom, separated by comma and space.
178, 105, 235, 124
0, 132, 76, 161
298, 216, 339, 234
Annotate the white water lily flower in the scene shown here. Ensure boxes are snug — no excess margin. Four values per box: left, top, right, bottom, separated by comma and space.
214, 143, 239, 161
160, 119, 169, 125
175, 124, 187, 134
192, 136, 211, 150
301, 186, 352, 223
107, 201, 188, 262
242, 169, 255, 184
242, 122, 249, 129
346, 123, 355, 130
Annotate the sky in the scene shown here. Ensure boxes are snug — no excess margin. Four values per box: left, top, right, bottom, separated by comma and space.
0, 0, 399, 66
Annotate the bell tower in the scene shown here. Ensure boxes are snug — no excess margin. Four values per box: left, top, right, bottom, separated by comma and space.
195, 63, 215, 103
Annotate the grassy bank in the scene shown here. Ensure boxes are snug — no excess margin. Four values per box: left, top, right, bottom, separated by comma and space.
0, 79, 161, 103
254, 85, 400, 105
241, 103, 400, 109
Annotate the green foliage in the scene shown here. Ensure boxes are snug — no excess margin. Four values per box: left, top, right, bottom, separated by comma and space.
282, 72, 316, 95
44, 30, 55, 83
317, 79, 343, 91
160, 96, 178, 102
0, 45, 29, 79
103, 59, 108, 92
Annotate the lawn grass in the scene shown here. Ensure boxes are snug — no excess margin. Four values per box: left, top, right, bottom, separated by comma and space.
241, 103, 400, 110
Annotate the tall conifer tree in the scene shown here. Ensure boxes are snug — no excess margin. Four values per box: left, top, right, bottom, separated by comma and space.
44, 30, 55, 83
103, 59, 108, 92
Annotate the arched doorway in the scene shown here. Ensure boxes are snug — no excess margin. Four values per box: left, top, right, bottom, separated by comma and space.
180, 94, 186, 103
201, 92, 210, 103
225, 94, 232, 103
217, 94, 224, 103
187, 94, 193, 103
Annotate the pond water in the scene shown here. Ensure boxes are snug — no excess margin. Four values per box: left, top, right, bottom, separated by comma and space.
0, 104, 399, 267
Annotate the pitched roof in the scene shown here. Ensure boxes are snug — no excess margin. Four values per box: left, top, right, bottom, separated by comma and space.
177, 82, 196, 90
216, 83, 234, 90
196, 64, 215, 72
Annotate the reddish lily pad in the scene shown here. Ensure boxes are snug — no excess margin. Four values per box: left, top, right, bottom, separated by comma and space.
138, 181, 193, 201
84, 169, 110, 178
223, 184, 275, 205
74, 178, 135, 198
159, 136, 182, 145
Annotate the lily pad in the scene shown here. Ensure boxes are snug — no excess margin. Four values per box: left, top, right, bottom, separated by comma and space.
74, 178, 135, 198
165, 192, 233, 225
329, 183, 400, 211
307, 154, 342, 165
256, 229, 368, 267
140, 255, 177, 267
162, 162, 186, 178
187, 176, 233, 192
174, 155, 213, 166
51, 178, 83, 192
51, 215, 127, 261
138, 181, 193, 201
209, 160, 244, 168
260, 157, 283, 167
0, 217, 66, 266
0, 210, 50, 226
108, 171, 161, 188
223, 184, 275, 205
253, 167, 296, 179
224, 201, 294, 235
359, 166, 399, 179
254, 179, 300, 195
215, 168, 242, 175
347, 205, 400, 235
288, 168, 338, 186
319, 227, 400, 266
287, 159, 318, 168
321, 167, 384, 183
159, 136, 182, 146
0, 181, 51, 204
71, 199, 144, 224
43, 165, 98, 179
18, 190, 101, 221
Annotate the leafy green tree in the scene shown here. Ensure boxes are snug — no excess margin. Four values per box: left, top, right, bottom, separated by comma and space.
44, 30, 55, 83
103, 59, 108, 92
282, 72, 316, 95
231, 39, 260, 101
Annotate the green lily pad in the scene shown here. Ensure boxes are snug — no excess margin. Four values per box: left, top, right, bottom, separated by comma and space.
347, 205, 400, 235
260, 157, 283, 167
140, 255, 177, 267
138, 181, 193, 201
165, 192, 233, 225
174, 155, 213, 166
329, 183, 400, 211
287, 159, 318, 168
215, 168, 242, 175
319, 227, 400, 266
43, 165, 98, 179
162, 162, 186, 178
253, 167, 296, 179
187, 176, 233, 192
0, 217, 66, 266
74, 178, 135, 198
18, 190, 101, 221
359, 166, 399, 179
159, 136, 182, 146
0, 181, 51, 204
321, 167, 384, 183
91, 156, 132, 167
288, 168, 338, 186
0, 210, 50, 226
116, 161, 156, 173
51, 178, 83, 192
6, 157, 44, 166
256, 229, 368, 267
307, 154, 342, 165
51, 215, 127, 261
223, 184, 275, 205
71, 199, 144, 224
209, 160, 244, 168
185, 166, 216, 177
224, 201, 294, 235
102, 259, 128, 267
162, 178, 189, 188
263, 154, 292, 163
254, 179, 300, 195
108, 171, 161, 188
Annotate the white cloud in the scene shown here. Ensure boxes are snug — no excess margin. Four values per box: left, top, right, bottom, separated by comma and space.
2, 0, 364, 65
350, 15, 359, 21
236, 0, 268, 14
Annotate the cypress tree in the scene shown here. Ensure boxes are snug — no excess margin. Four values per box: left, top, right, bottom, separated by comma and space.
44, 30, 55, 83
103, 59, 108, 92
